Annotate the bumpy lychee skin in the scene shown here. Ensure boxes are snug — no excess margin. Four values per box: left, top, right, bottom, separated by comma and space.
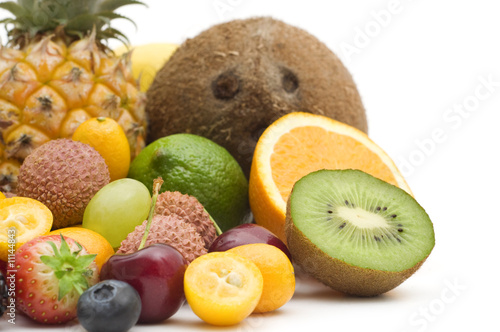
17, 139, 110, 229
155, 191, 217, 249
117, 215, 207, 263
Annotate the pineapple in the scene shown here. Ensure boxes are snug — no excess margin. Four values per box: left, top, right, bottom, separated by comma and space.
0, 0, 147, 193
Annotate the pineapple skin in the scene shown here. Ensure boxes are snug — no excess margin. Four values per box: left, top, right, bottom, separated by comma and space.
0, 35, 147, 193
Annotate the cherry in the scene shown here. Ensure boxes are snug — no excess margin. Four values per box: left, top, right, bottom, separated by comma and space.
208, 223, 292, 261
100, 243, 187, 323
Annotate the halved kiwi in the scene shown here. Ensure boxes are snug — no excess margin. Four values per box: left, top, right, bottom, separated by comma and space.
285, 169, 435, 296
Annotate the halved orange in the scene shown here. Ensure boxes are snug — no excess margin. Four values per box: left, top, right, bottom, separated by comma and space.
249, 112, 411, 242
0, 197, 53, 261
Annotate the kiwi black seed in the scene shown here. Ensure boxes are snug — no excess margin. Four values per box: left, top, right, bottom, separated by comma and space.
146, 17, 367, 177
285, 169, 435, 296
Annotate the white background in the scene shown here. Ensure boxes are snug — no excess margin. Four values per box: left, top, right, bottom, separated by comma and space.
1, 0, 499, 331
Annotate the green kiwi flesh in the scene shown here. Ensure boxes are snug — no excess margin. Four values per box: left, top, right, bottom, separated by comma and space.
285, 169, 435, 296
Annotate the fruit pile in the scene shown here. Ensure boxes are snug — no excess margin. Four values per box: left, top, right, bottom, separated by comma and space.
0, 1, 436, 331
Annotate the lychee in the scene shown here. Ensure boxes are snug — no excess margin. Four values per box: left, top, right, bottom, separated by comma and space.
117, 215, 207, 263
17, 139, 110, 229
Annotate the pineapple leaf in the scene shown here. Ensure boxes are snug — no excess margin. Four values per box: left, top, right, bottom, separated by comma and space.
98, 12, 137, 30
97, 0, 146, 12
18, 0, 35, 10
100, 27, 130, 45
63, 1, 92, 21
64, 29, 84, 40
0, 0, 145, 47
0, 18, 16, 26
0, 2, 28, 17
65, 14, 103, 32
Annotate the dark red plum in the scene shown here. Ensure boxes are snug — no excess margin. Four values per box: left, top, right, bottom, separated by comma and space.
208, 223, 292, 261
100, 243, 187, 323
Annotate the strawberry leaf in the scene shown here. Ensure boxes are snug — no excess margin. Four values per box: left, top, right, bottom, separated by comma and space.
75, 254, 99, 270
39, 234, 97, 300
58, 278, 74, 300
40, 255, 63, 270
59, 234, 72, 257
48, 241, 62, 259
54, 270, 67, 280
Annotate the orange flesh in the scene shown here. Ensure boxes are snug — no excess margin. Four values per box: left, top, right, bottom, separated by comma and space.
270, 126, 398, 202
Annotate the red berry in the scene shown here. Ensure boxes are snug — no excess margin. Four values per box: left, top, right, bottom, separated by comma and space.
14, 235, 99, 324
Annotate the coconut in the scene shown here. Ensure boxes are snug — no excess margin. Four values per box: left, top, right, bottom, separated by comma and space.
146, 17, 367, 176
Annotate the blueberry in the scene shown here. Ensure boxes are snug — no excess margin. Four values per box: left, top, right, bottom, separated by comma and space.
77, 279, 141, 332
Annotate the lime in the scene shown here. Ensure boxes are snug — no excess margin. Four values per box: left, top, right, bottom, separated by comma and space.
128, 134, 250, 231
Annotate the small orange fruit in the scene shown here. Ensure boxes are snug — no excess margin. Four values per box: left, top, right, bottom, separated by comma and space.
0, 197, 53, 261
249, 112, 411, 242
184, 252, 263, 326
72, 117, 130, 181
48, 226, 114, 270
228, 243, 295, 313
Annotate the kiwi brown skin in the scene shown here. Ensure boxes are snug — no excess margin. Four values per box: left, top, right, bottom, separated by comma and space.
146, 17, 367, 177
285, 195, 428, 297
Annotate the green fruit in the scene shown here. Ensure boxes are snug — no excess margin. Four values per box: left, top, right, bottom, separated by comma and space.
128, 134, 250, 232
285, 169, 435, 296
82, 178, 151, 249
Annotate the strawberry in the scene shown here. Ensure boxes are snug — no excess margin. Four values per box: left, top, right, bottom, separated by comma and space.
14, 234, 98, 324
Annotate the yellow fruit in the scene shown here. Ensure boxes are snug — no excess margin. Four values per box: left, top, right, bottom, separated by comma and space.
184, 252, 263, 326
249, 112, 411, 242
72, 117, 130, 181
0, 0, 147, 194
114, 43, 178, 92
229, 243, 295, 313
48, 226, 115, 270
0, 192, 5, 199
0, 197, 53, 261
0, 145, 21, 193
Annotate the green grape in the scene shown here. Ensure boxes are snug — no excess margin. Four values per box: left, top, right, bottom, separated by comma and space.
83, 178, 151, 249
